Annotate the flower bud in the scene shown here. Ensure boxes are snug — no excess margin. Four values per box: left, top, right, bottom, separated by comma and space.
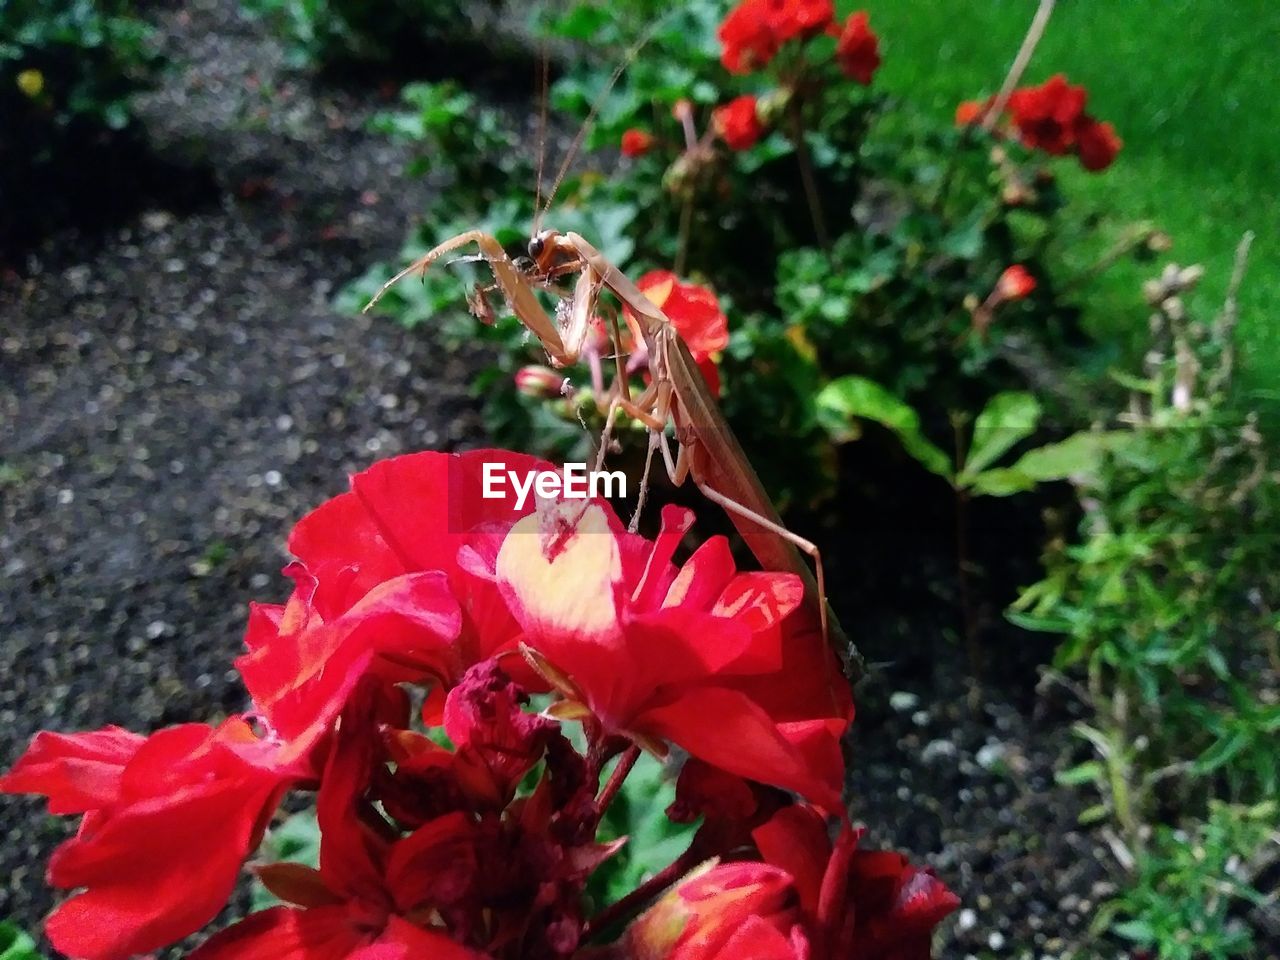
622, 861, 806, 960
994, 264, 1036, 302
621, 128, 655, 158
514, 366, 567, 399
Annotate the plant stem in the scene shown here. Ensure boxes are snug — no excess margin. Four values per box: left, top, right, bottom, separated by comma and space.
951, 417, 982, 690
675, 195, 693, 277
583, 850, 697, 940
596, 744, 641, 814
787, 99, 830, 252
981, 0, 1057, 131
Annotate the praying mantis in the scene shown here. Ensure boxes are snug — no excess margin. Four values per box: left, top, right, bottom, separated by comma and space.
363, 226, 862, 686
361, 34, 861, 686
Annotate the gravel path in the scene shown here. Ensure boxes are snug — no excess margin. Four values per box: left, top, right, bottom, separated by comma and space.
0, 0, 482, 927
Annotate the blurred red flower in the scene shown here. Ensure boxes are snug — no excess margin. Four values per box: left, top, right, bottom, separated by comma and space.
770, 0, 836, 43
954, 98, 989, 127
834, 12, 881, 85
1074, 116, 1122, 171
962, 74, 1121, 172
718, 0, 781, 74
713, 94, 766, 151
1007, 73, 1087, 155
995, 264, 1037, 302
621, 128, 655, 157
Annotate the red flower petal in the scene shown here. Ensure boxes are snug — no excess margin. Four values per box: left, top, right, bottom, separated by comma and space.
0, 727, 144, 814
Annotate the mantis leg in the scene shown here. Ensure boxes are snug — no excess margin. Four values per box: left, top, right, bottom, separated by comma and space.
364, 229, 576, 366
628, 431, 660, 533
593, 381, 659, 473
695, 480, 830, 644
652, 430, 831, 645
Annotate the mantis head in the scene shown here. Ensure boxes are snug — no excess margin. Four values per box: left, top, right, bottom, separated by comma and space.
527, 229, 562, 274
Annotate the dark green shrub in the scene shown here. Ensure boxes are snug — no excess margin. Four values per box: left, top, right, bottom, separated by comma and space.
1013, 246, 1280, 956
346, 0, 1141, 508
241, 0, 508, 67
0, 0, 158, 250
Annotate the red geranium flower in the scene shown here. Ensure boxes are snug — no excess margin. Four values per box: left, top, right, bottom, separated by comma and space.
718, 0, 781, 74
237, 450, 556, 765
190, 689, 488, 960
770, 0, 836, 43
630, 270, 729, 360
754, 806, 960, 960
834, 12, 881, 85
961, 76, 1119, 172
620, 270, 729, 396
954, 98, 989, 127
496, 501, 848, 810
713, 94, 765, 151
718, 0, 837, 73
621, 128, 655, 157
1007, 73, 1087, 155
1, 719, 298, 960
1074, 116, 1122, 171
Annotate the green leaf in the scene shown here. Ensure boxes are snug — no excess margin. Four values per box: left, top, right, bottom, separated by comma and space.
250, 809, 321, 911
1112, 919, 1156, 944
960, 391, 1041, 478
1193, 731, 1251, 775
966, 467, 1037, 497
1078, 803, 1110, 825
0, 921, 44, 960
1055, 760, 1105, 786
1006, 431, 1127, 483
816, 377, 952, 479
588, 753, 697, 916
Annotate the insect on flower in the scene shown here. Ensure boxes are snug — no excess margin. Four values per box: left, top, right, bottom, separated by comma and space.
362, 20, 862, 693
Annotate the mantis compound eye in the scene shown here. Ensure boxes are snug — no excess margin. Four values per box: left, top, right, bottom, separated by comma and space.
527, 236, 545, 259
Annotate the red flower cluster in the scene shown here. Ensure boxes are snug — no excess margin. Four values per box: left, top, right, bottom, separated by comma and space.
958, 75, 1122, 172
717, 0, 880, 86
3, 450, 955, 960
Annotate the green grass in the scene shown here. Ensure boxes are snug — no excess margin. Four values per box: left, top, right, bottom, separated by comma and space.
860, 0, 1279, 395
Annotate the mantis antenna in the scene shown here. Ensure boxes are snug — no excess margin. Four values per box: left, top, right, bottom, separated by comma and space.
532, 44, 550, 225
533, 12, 673, 233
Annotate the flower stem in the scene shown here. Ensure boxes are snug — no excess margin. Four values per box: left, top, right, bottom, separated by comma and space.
596, 744, 641, 814
583, 849, 697, 941
787, 99, 830, 252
